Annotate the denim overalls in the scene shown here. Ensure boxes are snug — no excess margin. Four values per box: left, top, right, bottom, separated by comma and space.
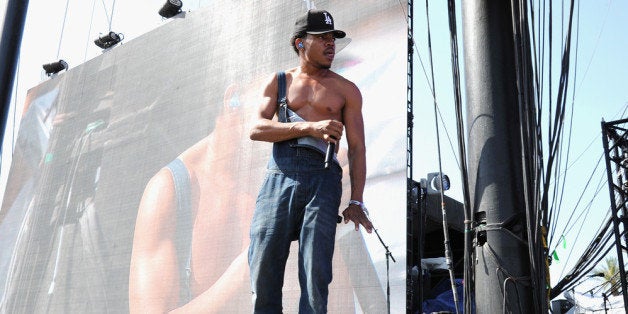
248, 72, 343, 314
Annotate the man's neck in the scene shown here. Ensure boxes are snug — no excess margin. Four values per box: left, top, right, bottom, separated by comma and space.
298, 63, 331, 78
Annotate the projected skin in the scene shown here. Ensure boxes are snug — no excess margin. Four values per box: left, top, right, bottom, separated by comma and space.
247, 9, 373, 313
129, 85, 256, 313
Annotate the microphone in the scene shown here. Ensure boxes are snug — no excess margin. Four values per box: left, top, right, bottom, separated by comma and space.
325, 141, 335, 169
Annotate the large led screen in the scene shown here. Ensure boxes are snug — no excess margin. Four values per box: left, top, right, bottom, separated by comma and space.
0, 1, 407, 312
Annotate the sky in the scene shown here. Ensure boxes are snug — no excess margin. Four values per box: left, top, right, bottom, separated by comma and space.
2, 0, 628, 302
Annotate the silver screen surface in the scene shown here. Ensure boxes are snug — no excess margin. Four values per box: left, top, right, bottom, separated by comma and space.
0, 1, 407, 312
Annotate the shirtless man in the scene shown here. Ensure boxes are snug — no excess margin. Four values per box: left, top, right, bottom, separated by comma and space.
129, 85, 257, 313
248, 9, 373, 314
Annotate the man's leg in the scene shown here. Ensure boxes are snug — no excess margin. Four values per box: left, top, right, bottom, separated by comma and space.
249, 173, 295, 313
297, 171, 342, 314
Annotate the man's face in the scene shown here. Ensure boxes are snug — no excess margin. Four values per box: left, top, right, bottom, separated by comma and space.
304, 33, 336, 69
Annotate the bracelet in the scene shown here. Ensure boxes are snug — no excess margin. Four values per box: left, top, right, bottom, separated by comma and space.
349, 200, 369, 216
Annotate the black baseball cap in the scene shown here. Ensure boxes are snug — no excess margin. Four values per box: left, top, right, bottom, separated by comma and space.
293, 10, 346, 38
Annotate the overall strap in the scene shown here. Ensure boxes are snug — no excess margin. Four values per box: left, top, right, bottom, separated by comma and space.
165, 158, 193, 305
277, 71, 289, 123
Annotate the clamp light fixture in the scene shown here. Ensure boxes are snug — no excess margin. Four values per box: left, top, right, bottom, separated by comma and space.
158, 0, 183, 18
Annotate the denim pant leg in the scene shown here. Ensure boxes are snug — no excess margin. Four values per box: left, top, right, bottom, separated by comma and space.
249, 142, 342, 314
297, 170, 342, 314
249, 172, 296, 314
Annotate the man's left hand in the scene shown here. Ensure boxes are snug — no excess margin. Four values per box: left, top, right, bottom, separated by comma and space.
342, 204, 373, 233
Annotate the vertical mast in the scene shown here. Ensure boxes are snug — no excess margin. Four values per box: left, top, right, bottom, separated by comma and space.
0, 0, 29, 155
461, 1, 533, 312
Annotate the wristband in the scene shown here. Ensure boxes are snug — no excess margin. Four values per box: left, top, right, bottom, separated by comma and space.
349, 200, 369, 216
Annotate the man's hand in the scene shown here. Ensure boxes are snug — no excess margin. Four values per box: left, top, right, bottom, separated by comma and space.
342, 203, 373, 233
311, 119, 343, 143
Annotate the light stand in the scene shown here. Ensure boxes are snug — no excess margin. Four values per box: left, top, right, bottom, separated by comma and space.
373, 225, 396, 314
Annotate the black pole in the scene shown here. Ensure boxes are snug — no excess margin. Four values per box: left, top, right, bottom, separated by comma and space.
406, 0, 418, 313
0, 0, 29, 159
461, 0, 532, 313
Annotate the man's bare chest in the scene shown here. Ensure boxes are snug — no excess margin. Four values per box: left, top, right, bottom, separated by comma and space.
286, 84, 345, 120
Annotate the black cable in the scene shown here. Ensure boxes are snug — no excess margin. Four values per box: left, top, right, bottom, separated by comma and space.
557, 240, 614, 296
544, 0, 576, 233
591, 265, 622, 296
549, 153, 604, 243
424, 0, 460, 311
548, 106, 628, 254
445, 1, 473, 312
510, 0, 544, 311
555, 169, 606, 246
553, 0, 580, 245
557, 177, 608, 281
551, 217, 614, 297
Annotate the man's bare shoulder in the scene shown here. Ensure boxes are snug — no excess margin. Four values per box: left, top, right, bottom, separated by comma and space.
283, 67, 300, 79
283, 68, 361, 105
261, 68, 300, 92
284, 68, 354, 84
315, 70, 360, 92
328, 71, 361, 100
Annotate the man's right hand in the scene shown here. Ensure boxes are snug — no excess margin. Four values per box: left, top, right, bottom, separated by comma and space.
311, 119, 343, 143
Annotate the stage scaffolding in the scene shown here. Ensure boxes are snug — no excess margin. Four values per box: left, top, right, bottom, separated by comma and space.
601, 118, 628, 313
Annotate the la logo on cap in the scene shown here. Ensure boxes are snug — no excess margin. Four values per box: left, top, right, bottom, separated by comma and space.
323, 12, 332, 25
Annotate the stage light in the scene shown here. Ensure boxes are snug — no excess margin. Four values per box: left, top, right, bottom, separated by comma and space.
94, 31, 123, 49
42, 60, 68, 76
158, 0, 182, 18
426, 172, 450, 194
431, 173, 450, 191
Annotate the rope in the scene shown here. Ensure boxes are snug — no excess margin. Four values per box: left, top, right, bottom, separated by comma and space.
84, 0, 97, 61
109, 0, 116, 32
100, 0, 111, 30
56, 0, 72, 60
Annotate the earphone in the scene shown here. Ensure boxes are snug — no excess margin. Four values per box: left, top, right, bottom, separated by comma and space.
298, 42, 304, 49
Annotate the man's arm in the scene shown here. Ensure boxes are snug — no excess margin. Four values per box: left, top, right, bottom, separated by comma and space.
129, 170, 180, 313
340, 82, 373, 233
249, 73, 343, 143
129, 169, 253, 313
